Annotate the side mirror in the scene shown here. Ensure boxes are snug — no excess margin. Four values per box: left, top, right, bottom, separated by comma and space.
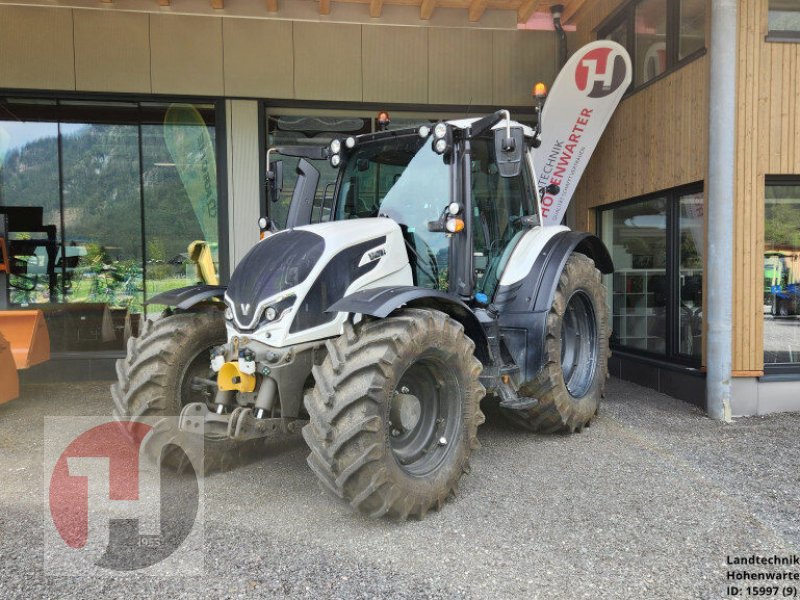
267, 160, 284, 203
494, 126, 524, 178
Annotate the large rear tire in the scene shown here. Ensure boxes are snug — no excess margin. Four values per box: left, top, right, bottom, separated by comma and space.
111, 310, 248, 473
501, 252, 610, 433
302, 308, 485, 520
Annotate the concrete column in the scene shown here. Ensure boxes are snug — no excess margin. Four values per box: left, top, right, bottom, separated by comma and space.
225, 99, 262, 272
705, 0, 737, 421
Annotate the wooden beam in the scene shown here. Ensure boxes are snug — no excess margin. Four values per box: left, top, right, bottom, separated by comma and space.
420, 0, 435, 20
266, 0, 278, 13
211, 0, 223, 9
369, 0, 383, 18
319, 0, 330, 15
516, 0, 537, 24
468, 0, 487, 22
157, 0, 170, 5
562, 0, 588, 23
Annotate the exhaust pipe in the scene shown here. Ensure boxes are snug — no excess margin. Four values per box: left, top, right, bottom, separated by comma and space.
550, 4, 568, 70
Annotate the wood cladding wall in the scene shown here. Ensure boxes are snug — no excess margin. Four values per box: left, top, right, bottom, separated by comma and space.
0, 4, 556, 107
734, 0, 800, 373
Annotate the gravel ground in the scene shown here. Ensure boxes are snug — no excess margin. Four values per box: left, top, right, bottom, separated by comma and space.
1, 378, 799, 599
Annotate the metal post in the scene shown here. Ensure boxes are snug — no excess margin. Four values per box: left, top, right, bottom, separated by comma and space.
706, 0, 737, 421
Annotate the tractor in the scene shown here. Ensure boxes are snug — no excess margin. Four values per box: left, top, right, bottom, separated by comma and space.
112, 109, 612, 519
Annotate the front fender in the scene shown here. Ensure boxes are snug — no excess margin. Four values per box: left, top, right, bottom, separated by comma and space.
147, 284, 226, 311
327, 286, 491, 364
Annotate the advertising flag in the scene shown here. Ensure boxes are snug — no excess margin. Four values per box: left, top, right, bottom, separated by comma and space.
533, 41, 632, 226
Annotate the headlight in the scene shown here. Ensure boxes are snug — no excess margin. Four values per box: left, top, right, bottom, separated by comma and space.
330, 154, 341, 167
330, 139, 342, 154
433, 122, 447, 139
265, 306, 278, 321
418, 125, 431, 138
224, 306, 233, 320
434, 138, 448, 154
345, 136, 356, 149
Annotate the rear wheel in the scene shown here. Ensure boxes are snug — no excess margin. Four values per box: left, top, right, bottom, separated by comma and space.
111, 310, 249, 472
501, 252, 610, 433
302, 309, 485, 519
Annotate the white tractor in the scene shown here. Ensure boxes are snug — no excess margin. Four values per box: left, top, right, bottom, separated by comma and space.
112, 110, 612, 519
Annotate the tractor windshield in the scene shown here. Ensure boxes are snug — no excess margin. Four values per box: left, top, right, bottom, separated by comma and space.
335, 135, 450, 289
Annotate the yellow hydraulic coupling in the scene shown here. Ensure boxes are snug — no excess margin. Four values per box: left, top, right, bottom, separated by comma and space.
217, 361, 256, 393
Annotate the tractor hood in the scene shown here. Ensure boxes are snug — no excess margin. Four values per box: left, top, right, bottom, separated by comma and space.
224, 218, 409, 336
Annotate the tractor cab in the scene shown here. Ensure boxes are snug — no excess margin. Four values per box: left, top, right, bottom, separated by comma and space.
264, 110, 542, 304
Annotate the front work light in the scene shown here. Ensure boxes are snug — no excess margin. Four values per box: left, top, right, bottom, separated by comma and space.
434, 138, 448, 154
418, 125, 431, 138
330, 138, 342, 154
433, 122, 448, 139
330, 154, 341, 167
345, 136, 356, 149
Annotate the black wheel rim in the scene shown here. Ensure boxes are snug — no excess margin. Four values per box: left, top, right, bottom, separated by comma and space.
180, 347, 218, 409
560, 290, 599, 399
388, 353, 461, 477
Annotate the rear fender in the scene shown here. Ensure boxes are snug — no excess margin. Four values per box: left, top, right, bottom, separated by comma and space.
493, 230, 613, 383
327, 286, 492, 364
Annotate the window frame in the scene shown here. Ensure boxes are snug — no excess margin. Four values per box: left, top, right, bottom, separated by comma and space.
598, 0, 707, 96
0, 91, 229, 359
597, 181, 705, 367
763, 175, 800, 375
766, 0, 800, 42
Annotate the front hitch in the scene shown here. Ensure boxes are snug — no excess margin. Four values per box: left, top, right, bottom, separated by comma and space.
178, 402, 306, 441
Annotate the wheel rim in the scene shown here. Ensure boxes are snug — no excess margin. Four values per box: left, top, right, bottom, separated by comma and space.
560, 290, 599, 399
179, 347, 218, 408
388, 353, 461, 477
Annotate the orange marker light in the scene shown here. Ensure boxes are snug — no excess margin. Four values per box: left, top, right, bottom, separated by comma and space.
533, 82, 548, 99
445, 218, 465, 233
377, 110, 391, 131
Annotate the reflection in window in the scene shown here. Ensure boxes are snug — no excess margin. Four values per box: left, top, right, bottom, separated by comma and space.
764, 184, 800, 366
769, 0, 800, 35
600, 186, 705, 362
679, 0, 706, 59
0, 99, 219, 352
635, 0, 668, 87
603, 198, 668, 354
678, 192, 704, 359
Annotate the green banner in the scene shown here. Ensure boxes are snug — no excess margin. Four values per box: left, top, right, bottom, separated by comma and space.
163, 104, 218, 245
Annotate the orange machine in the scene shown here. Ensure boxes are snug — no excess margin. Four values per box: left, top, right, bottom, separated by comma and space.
0, 230, 51, 404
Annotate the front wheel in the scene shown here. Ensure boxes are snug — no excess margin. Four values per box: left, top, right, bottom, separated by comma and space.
302, 309, 485, 519
501, 252, 610, 433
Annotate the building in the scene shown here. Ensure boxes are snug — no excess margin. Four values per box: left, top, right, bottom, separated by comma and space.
0, 0, 798, 415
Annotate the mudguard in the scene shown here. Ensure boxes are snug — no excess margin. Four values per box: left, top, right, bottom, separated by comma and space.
147, 284, 227, 311
327, 286, 492, 364
493, 231, 613, 383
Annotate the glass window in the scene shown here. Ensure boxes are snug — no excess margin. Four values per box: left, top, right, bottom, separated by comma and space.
635, 0, 668, 87
471, 138, 531, 298
600, 185, 705, 362
679, 0, 706, 59
764, 183, 800, 366
603, 197, 668, 354
769, 0, 800, 36
678, 191, 704, 359
335, 134, 450, 289
266, 115, 370, 229
602, 0, 706, 92
0, 99, 220, 353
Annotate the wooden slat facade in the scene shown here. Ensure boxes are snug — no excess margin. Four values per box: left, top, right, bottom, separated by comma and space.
734, 0, 800, 373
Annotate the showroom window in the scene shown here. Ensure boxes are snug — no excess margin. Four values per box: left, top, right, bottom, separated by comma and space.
599, 185, 704, 363
600, 0, 706, 91
764, 178, 800, 370
0, 98, 222, 353
767, 0, 800, 41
